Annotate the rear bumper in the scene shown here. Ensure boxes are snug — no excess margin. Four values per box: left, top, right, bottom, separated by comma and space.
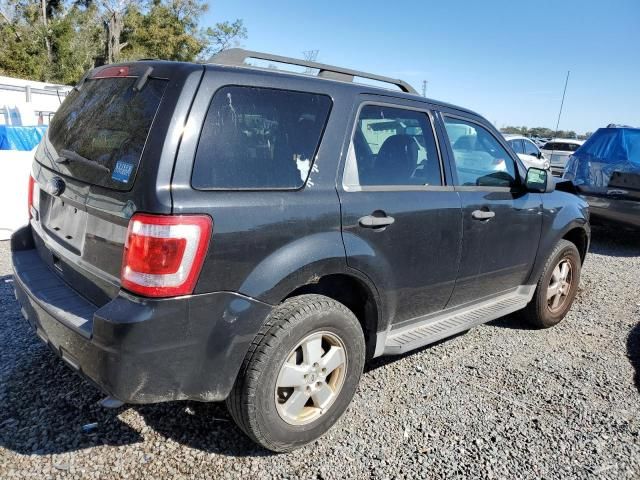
11, 225, 273, 404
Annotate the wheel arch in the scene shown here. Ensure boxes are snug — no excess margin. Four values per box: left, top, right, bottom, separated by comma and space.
562, 226, 589, 263
236, 232, 385, 359
284, 273, 382, 360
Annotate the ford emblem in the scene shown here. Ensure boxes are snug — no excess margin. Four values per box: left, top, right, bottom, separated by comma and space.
46, 177, 65, 197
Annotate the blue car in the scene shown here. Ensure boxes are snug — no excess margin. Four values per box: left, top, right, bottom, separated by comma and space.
564, 125, 640, 228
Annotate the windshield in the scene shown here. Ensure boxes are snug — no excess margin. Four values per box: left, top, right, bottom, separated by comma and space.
37, 76, 167, 190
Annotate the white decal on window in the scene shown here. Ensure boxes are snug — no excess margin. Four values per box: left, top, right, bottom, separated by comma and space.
295, 154, 319, 186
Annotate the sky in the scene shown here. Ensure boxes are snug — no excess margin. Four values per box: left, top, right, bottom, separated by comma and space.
203, 0, 639, 134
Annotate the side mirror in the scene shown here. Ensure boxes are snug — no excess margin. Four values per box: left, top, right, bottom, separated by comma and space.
525, 167, 555, 193
537, 151, 544, 159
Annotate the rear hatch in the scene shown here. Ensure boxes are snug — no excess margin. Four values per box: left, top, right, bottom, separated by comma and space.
30, 62, 203, 306
542, 142, 582, 167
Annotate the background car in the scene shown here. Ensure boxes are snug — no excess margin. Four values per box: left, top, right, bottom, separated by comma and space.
563, 125, 640, 228
503, 134, 550, 171
532, 137, 550, 148
541, 138, 584, 176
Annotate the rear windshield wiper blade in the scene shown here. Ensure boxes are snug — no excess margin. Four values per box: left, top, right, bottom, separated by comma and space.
56, 149, 110, 174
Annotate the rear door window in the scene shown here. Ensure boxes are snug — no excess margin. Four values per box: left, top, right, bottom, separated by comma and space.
40, 76, 167, 191
509, 139, 524, 154
523, 139, 540, 156
192, 86, 332, 190
343, 104, 442, 187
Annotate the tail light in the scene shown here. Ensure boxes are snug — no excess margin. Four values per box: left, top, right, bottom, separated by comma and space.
120, 213, 212, 298
28, 175, 36, 220
93, 66, 130, 79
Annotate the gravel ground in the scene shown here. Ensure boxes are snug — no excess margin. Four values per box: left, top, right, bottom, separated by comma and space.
0, 226, 639, 479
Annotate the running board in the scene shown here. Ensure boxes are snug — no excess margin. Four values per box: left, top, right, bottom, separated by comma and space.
383, 286, 535, 355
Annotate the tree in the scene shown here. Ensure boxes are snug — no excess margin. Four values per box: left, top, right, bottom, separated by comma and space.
501, 126, 526, 135
123, 2, 246, 62
50, 3, 103, 83
0, 0, 50, 81
39, 0, 52, 69
0, 0, 247, 84
202, 19, 246, 58
124, 0, 207, 62
101, 0, 129, 64
500, 126, 590, 140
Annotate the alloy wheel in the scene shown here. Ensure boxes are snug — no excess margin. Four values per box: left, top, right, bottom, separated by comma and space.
275, 331, 348, 426
547, 258, 573, 313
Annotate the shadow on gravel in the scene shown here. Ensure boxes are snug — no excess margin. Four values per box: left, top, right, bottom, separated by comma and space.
589, 225, 640, 257
627, 323, 640, 393
364, 331, 468, 373
0, 275, 273, 457
0, 293, 142, 454
486, 312, 533, 330
133, 402, 274, 457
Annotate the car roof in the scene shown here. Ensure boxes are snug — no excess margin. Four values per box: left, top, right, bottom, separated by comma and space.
502, 134, 535, 141
546, 138, 584, 144
204, 52, 484, 118
126, 53, 489, 124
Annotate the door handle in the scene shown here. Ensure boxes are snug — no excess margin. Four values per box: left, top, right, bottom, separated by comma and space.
471, 209, 495, 220
359, 215, 395, 228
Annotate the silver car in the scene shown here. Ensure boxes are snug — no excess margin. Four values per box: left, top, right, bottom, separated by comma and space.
541, 139, 584, 176
503, 134, 550, 171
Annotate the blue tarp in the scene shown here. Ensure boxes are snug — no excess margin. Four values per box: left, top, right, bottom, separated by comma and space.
0, 125, 47, 151
564, 127, 640, 192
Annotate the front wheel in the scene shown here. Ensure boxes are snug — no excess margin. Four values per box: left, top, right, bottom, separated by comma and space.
523, 239, 581, 328
226, 294, 365, 452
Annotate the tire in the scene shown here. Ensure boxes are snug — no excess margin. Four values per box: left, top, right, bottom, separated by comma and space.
226, 294, 366, 452
523, 239, 581, 328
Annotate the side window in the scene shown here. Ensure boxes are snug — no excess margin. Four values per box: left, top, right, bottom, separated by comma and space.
509, 139, 524, 154
444, 117, 517, 188
192, 86, 332, 190
343, 104, 442, 187
523, 139, 539, 156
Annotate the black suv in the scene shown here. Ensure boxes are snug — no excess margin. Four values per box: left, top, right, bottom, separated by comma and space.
12, 50, 590, 452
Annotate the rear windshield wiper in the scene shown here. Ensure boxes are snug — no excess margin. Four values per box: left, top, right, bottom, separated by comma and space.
56, 149, 110, 174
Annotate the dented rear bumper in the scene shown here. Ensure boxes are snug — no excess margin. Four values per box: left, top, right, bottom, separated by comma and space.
11, 225, 272, 404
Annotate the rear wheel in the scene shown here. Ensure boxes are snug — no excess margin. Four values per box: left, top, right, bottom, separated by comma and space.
226, 294, 365, 452
523, 239, 581, 328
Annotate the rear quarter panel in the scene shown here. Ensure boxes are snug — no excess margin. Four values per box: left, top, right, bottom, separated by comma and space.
171, 67, 359, 304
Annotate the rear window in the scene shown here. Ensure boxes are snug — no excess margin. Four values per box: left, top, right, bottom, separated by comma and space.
542, 142, 581, 152
192, 86, 332, 190
39, 76, 167, 190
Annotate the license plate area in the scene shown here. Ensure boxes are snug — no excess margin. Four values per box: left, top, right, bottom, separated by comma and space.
42, 196, 87, 255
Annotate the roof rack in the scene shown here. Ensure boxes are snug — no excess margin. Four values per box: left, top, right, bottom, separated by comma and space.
209, 48, 418, 94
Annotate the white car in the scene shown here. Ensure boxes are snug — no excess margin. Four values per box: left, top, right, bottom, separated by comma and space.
541, 138, 584, 176
503, 134, 550, 171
